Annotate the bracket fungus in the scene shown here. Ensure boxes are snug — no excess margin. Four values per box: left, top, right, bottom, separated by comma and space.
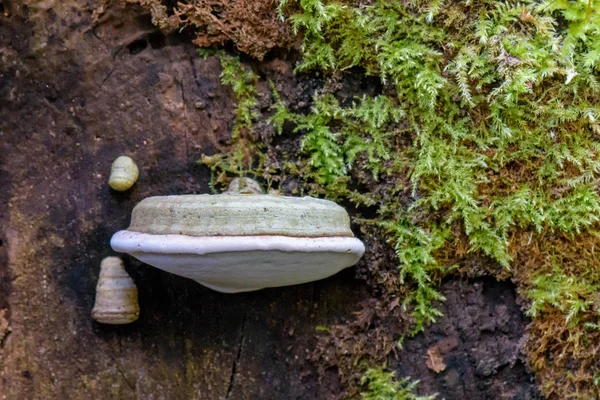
111, 178, 365, 293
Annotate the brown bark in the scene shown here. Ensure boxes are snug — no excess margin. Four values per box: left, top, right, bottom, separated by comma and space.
0, 2, 541, 399
0, 2, 362, 398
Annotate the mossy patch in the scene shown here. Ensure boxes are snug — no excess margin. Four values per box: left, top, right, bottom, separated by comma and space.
143, 0, 600, 398
361, 367, 436, 400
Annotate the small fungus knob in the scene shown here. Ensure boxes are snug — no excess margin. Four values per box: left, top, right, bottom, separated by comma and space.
225, 177, 263, 194
109, 156, 139, 191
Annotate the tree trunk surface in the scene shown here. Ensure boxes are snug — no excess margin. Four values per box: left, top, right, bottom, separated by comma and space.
0, 1, 540, 399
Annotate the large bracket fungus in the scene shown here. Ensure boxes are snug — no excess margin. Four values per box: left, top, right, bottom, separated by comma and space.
111, 178, 365, 293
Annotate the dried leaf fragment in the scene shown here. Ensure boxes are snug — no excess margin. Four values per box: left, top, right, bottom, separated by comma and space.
426, 347, 446, 373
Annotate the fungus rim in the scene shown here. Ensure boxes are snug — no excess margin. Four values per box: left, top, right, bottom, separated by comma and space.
111, 230, 365, 256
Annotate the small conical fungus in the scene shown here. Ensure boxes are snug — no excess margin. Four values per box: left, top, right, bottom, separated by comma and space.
224, 177, 263, 194
92, 256, 140, 324
108, 156, 139, 191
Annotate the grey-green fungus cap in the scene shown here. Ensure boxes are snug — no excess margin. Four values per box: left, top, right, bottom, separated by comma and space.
111, 178, 365, 293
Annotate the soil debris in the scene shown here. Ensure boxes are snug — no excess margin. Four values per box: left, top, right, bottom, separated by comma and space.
0, 309, 9, 344
123, 0, 297, 59
425, 337, 458, 373
313, 278, 540, 398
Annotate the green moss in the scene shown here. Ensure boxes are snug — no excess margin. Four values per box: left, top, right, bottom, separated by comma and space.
199, 49, 259, 140
277, 0, 600, 332
360, 367, 436, 400
199, 0, 600, 397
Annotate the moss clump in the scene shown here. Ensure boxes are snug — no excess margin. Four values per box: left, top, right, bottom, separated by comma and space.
202, 50, 259, 140
194, 0, 600, 397
197, 49, 265, 189
361, 367, 436, 400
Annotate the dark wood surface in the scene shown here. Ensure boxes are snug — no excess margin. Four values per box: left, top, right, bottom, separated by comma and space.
0, 2, 368, 398
0, 2, 541, 399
